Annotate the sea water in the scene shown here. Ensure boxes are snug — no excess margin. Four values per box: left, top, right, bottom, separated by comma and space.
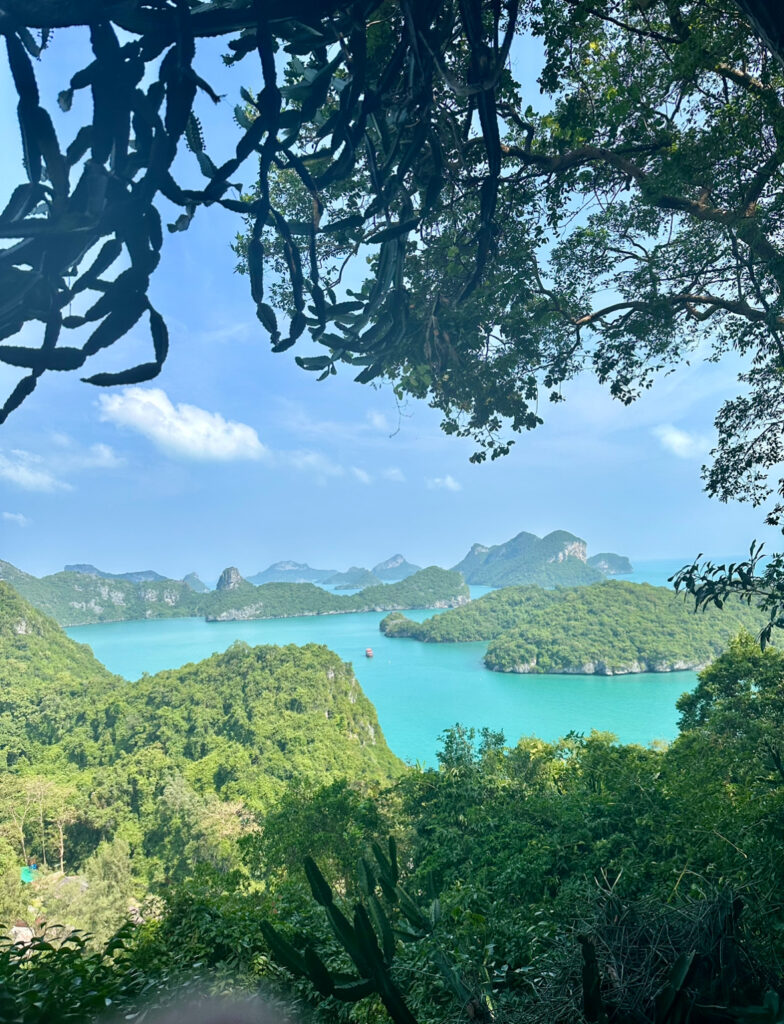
66, 565, 696, 764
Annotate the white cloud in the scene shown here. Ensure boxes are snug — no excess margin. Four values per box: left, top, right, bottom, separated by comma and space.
0, 451, 71, 492
99, 387, 268, 462
77, 443, 124, 470
0, 437, 123, 493
652, 424, 711, 459
368, 411, 391, 432
382, 467, 405, 482
351, 467, 372, 485
287, 450, 345, 480
427, 474, 462, 492
2, 512, 30, 527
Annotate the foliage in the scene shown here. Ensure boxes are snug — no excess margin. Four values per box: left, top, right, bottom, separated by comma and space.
381, 580, 767, 674
0, 0, 519, 422
3, 1, 784, 514
0, 926, 146, 1023
240, 778, 392, 895
142, 690, 784, 1024
0, 585, 401, 942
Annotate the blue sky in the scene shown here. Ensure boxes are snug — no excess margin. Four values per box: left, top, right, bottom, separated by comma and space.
0, 30, 778, 584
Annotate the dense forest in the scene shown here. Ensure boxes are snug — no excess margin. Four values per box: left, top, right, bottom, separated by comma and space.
0, 562, 468, 627
381, 582, 767, 674
450, 531, 630, 588
1, 598, 782, 1023
0, 584, 400, 945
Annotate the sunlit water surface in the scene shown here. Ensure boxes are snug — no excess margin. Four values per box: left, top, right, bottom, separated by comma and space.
66, 562, 697, 765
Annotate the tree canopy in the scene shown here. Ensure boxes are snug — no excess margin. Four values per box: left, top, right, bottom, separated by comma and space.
4, 1, 784, 621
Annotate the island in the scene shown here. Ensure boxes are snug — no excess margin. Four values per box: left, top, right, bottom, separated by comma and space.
204, 567, 469, 622
0, 560, 469, 627
323, 567, 383, 589
451, 529, 632, 587
380, 580, 765, 675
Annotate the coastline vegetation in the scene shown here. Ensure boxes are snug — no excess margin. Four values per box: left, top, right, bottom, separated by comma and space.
0, 563, 468, 627
381, 581, 767, 674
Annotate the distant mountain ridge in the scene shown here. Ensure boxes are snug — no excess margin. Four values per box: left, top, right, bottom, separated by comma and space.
64, 563, 168, 583
451, 530, 632, 587
372, 554, 422, 581
248, 554, 421, 585
323, 567, 382, 589
247, 561, 337, 585
0, 560, 467, 627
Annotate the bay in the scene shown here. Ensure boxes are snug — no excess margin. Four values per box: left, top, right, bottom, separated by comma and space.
66, 566, 696, 765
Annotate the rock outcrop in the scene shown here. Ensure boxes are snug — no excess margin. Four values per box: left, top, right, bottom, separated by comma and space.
216, 567, 246, 591
452, 529, 630, 588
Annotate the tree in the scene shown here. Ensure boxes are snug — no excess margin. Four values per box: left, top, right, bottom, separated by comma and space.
4, 2, 784, 621
677, 630, 784, 784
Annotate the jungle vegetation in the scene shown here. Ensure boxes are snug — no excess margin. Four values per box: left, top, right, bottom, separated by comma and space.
1, 620, 782, 1023
380, 581, 767, 674
450, 531, 618, 588
0, 583, 400, 944
2, 1, 784, 1020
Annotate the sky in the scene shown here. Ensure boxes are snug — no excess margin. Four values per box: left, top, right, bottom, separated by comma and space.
0, 28, 779, 585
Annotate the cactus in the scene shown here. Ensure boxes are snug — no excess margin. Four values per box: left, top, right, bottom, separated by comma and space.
262, 838, 421, 1024
262, 837, 493, 1024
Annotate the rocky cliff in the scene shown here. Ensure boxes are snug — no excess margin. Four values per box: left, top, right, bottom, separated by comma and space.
451, 529, 629, 588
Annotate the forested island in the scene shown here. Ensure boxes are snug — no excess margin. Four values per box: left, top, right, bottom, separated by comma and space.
451, 529, 632, 586
381, 581, 766, 674
0, 561, 468, 627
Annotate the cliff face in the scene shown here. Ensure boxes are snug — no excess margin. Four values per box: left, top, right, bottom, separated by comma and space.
216, 566, 246, 591
451, 530, 631, 588
452, 530, 600, 587
485, 655, 704, 675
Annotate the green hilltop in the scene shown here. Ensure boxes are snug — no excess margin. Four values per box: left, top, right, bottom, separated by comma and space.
0, 583, 400, 893
381, 580, 767, 675
0, 561, 468, 627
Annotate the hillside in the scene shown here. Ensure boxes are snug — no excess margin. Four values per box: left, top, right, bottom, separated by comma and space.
587, 552, 633, 575
372, 554, 422, 581
0, 585, 400, 891
380, 580, 767, 675
451, 529, 631, 586
0, 581, 122, 768
182, 572, 209, 593
0, 560, 199, 625
324, 567, 382, 589
64, 564, 168, 583
204, 567, 469, 621
0, 562, 467, 626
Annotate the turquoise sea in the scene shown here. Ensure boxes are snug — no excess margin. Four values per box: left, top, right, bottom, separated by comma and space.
66, 559, 701, 765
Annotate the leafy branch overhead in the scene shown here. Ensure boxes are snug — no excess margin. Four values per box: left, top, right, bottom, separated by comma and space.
4, 2, 784, 515
0, 0, 519, 421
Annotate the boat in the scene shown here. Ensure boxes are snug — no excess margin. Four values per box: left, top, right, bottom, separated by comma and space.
365, 647, 374, 658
